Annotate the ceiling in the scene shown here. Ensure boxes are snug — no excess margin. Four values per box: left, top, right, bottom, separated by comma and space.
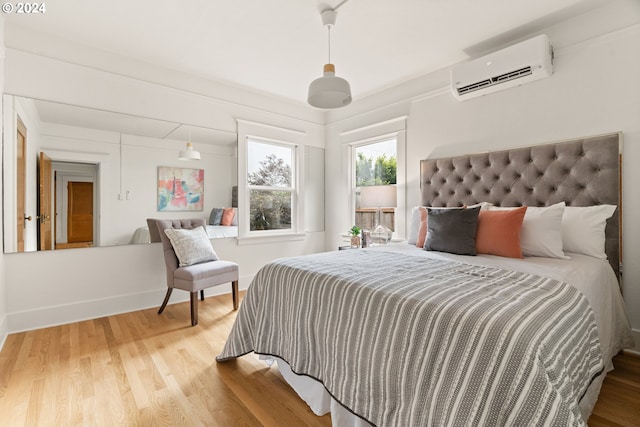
4, 0, 612, 107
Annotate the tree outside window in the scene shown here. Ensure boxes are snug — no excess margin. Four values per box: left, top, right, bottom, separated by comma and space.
248, 140, 294, 231
355, 152, 397, 186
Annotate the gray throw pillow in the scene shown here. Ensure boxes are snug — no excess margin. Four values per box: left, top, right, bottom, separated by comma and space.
164, 227, 218, 266
209, 208, 224, 225
424, 206, 481, 255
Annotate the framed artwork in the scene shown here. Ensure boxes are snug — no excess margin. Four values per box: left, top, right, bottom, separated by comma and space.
157, 166, 204, 211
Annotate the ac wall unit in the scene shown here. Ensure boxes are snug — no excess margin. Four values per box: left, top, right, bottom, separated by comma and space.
451, 34, 553, 101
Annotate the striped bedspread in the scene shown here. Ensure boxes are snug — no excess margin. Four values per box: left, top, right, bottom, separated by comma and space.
217, 249, 603, 427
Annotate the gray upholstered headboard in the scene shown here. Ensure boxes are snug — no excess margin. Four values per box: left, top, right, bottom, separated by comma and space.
420, 133, 621, 278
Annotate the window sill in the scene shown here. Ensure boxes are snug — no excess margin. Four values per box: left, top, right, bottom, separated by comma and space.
237, 232, 306, 245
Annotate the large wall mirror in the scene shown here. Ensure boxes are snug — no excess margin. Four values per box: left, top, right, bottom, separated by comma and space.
3, 94, 238, 254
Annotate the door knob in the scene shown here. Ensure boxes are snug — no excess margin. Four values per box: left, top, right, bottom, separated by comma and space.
24, 214, 32, 221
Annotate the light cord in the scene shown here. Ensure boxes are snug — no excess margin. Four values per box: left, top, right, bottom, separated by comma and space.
327, 26, 331, 64
334, 0, 350, 10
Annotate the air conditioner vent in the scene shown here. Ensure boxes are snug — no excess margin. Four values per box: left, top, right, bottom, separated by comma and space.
457, 79, 492, 95
493, 66, 532, 83
457, 66, 533, 96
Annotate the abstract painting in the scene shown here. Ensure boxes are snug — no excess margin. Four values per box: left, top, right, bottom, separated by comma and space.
157, 166, 204, 211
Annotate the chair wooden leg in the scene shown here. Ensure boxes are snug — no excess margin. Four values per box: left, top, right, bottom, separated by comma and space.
158, 288, 173, 314
190, 292, 198, 326
232, 280, 239, 310
200, 289, 205, 301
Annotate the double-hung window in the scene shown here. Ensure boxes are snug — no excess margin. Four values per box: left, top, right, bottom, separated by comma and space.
247, 138, 295, 232
353, 137, 397, 233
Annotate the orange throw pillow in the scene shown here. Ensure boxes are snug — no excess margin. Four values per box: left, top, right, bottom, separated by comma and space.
475, 206, 527, 258
221, 208, 235, 226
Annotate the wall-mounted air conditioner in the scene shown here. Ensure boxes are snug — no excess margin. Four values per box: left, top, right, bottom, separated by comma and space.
451, 34, 553, 101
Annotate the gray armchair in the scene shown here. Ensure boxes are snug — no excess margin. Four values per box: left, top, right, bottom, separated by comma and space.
147, 218, 239, 326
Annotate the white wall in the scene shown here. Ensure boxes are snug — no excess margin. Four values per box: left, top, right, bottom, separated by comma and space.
0, 14, 7, 348
1, 41, 325, 334
4, 232, 326, 332
325, 9, 640, 345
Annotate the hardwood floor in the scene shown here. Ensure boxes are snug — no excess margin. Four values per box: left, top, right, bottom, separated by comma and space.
590, 352, 640, 426
0, 292, 637, 426
0, 292, 330, 427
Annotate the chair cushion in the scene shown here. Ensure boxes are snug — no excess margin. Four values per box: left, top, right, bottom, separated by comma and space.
174, 260, 239, 292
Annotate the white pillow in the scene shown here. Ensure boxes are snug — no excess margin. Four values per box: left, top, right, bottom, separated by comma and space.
407, 202, 492, 244
164, 227, 218, 267
231, 207, 238, 226
491, 202, 569, 259
468, 202, 493, 211
562, 205, 616, 260
408, 206, 423, 244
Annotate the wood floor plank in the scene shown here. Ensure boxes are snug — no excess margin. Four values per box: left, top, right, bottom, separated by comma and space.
0, 292, 636, 426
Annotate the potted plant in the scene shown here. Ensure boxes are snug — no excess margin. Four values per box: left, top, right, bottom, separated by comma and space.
349, 225, 362, 248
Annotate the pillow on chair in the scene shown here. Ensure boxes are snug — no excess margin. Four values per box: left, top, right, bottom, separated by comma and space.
164, 227, 218, 267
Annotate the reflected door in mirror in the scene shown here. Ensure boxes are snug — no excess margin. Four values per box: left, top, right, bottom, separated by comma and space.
67, 181, 93, 246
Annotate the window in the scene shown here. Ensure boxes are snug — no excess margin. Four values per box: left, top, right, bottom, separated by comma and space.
353, 138, 397, 233
247, 138, 295, 232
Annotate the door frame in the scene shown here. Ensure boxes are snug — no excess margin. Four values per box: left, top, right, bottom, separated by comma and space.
16, 117, 27, 252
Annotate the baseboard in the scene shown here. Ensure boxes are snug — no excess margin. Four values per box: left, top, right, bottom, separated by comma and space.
6, 275, 252, 334
628, 328, 640, 354
0, 314, 8, 351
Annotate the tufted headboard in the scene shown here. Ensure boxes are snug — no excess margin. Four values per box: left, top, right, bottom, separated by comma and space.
420, 133, 621, 278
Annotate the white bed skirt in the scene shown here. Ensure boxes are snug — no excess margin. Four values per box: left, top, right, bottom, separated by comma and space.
271, 356, 373, 427
269, 355, 608, 426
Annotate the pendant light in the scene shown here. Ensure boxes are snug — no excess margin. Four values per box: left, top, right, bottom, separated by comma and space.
178, 126, 201, 160
307, 8, 352, 109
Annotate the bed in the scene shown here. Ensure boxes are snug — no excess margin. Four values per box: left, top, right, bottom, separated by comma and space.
217, 134, 633, 426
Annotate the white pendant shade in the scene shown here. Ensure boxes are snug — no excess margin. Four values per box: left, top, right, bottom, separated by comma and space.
308, 7, 353, 109
178, 142, 201, 160
308, 64, 352, 108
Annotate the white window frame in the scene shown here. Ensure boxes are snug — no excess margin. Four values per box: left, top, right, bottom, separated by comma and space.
246, 137, 297, 235
238, 130, 304, 244
342, 117, 407, 241
350, 134, 398, 234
